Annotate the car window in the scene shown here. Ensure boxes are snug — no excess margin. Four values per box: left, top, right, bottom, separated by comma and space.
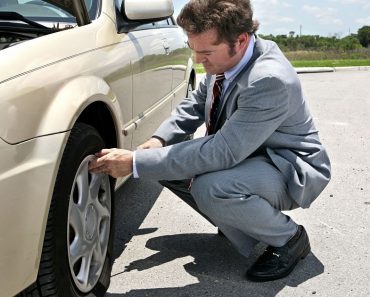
155, 18, 176, 27
84, 0, 101, 20
167, 17, 175, 26
134, 19, 174, 30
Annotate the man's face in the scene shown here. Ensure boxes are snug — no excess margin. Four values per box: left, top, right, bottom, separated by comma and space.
187, 29, 248, 75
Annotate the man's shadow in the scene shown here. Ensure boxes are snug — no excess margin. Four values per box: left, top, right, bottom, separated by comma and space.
112, 177, 163, 260
110, 179, 324, 296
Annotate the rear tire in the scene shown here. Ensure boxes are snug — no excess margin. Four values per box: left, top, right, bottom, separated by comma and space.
187, 77, 194, 98
19, 123, 114, 297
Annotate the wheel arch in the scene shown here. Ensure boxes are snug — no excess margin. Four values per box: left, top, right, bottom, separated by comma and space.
76, 101, 119, 149
36, 75, 124, 147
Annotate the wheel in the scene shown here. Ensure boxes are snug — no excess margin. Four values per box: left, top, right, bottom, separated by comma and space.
19, 123, 114, 297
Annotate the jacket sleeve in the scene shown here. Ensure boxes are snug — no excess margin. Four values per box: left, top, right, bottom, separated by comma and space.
136, 75, 290, 180
152, 74, 209, 145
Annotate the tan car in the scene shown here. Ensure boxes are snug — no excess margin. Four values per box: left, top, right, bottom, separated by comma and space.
0, 0, 194, 296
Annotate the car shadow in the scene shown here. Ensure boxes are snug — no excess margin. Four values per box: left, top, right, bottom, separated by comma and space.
109, 178, 324, 296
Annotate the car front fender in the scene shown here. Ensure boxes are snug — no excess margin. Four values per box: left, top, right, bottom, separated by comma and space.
0, 75, 124, 145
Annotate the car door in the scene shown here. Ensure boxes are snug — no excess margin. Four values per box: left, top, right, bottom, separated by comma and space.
129, 21, 173, 148
159, 17, 191, 109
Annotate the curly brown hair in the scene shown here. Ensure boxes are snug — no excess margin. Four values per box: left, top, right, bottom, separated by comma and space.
177, 0, 259, 47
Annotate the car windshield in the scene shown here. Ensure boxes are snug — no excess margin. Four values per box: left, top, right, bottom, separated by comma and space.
0, 1, 74, 26
0, 0, 99, 28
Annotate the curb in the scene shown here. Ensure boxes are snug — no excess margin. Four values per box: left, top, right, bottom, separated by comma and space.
296, 66, 370, 74
196, 66, 370, 76
333, 66, 370, 72
296, 67, 334, 73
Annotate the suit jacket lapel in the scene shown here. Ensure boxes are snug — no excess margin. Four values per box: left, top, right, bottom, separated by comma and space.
214, 37, 264, 129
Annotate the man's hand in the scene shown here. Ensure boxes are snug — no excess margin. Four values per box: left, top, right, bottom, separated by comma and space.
88, 148, 133, 178
137, 137, 164, 150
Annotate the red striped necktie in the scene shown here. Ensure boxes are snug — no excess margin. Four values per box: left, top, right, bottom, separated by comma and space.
207, 73, 225, 135
189, 73, 225, 190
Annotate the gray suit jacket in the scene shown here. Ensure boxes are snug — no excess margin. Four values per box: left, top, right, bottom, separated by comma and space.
136, 37, 331, 208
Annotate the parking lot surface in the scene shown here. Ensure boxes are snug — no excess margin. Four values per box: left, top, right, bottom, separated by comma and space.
106, 70, 370, 297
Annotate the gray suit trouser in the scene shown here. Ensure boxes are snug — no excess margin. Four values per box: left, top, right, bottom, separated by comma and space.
160, 155, 299, 257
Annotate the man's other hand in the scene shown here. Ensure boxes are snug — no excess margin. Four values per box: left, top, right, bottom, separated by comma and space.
137, 137, 164, 150
88, 148, 133, 178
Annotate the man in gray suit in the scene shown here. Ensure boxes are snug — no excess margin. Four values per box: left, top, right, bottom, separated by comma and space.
89, 0, 331, 281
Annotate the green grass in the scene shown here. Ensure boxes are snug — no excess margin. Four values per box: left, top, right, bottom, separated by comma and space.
285, 49, 370, 60
195, 59, 370, 73
291, 59, 370, 67
195, 64, 205, 73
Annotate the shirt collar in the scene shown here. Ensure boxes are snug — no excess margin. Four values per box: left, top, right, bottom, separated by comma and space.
224, 34, 255, 81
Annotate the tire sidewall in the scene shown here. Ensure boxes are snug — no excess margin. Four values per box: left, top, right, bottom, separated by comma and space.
52, 123, 114, 297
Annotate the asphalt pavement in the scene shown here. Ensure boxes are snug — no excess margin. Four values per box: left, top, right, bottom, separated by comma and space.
106, 68, 370, 297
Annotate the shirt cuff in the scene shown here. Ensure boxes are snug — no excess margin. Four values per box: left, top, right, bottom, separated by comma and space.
132, 151, 139, 178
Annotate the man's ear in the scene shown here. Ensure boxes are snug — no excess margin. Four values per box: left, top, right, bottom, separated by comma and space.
237, 33, 249, 50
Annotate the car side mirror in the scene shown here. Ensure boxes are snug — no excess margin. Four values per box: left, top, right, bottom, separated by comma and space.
116, 0, 174, 33
122, 0, 173, 21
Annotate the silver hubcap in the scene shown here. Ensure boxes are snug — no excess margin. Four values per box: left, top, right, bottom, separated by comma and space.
67, 155, 111, 293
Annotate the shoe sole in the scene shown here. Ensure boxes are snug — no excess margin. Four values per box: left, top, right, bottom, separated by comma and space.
246, 243, 311, 282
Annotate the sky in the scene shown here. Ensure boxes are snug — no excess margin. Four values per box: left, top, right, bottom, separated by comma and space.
173, 0, 370, 37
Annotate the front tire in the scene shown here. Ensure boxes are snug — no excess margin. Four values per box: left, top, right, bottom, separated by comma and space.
19, 123, 114, 297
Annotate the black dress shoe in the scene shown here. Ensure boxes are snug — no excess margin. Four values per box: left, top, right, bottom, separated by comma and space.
217, 228, 225, 237
246, 225, 311, 282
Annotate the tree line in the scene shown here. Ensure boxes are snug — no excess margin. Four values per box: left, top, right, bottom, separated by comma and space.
259, 25, 370, 52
